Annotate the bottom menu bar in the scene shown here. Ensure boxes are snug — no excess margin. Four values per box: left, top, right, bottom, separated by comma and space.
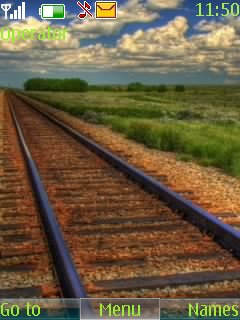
0, 299, 239, 320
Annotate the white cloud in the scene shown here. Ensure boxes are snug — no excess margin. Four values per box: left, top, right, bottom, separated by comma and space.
117, 16, 190, 55
1, 14, 240, 78
193, 25, 235, 49
146, 0, 183, 10
50, 15, 238, 77
194, 20, 224, 32
226, 16, 240, 33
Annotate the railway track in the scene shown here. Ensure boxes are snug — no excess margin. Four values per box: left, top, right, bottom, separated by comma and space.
0, 92, 58, 298
3, 91, 240, 298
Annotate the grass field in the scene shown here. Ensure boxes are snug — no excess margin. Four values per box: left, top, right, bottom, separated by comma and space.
25, 86, 240, 177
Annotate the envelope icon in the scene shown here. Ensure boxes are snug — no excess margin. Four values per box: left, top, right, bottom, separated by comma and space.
95, 1, 117, 19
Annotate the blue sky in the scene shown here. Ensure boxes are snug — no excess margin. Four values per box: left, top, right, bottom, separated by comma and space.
0, 0, 240, 87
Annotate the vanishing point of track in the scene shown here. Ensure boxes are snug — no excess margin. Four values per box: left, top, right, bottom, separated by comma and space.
3, 91, 240, 298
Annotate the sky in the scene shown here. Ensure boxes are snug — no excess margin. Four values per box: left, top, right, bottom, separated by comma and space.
0, 0, 240, 87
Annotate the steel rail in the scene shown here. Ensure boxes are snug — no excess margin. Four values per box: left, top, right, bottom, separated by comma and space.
16, 92, 240, 259
7, 95, 89, 299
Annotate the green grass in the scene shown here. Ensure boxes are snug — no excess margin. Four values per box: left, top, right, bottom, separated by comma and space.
24, 86, 240, 177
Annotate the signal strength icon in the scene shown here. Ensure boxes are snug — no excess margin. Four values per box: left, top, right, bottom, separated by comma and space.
1, 2, 25, 20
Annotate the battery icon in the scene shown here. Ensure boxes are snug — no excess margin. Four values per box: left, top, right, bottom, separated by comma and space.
39, 4, 65, 19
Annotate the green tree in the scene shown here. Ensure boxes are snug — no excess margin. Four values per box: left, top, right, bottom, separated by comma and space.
127, 82, 144, 92
24, 78, 88, 92
158, 85, 167, 93
175, 85, 185, 92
